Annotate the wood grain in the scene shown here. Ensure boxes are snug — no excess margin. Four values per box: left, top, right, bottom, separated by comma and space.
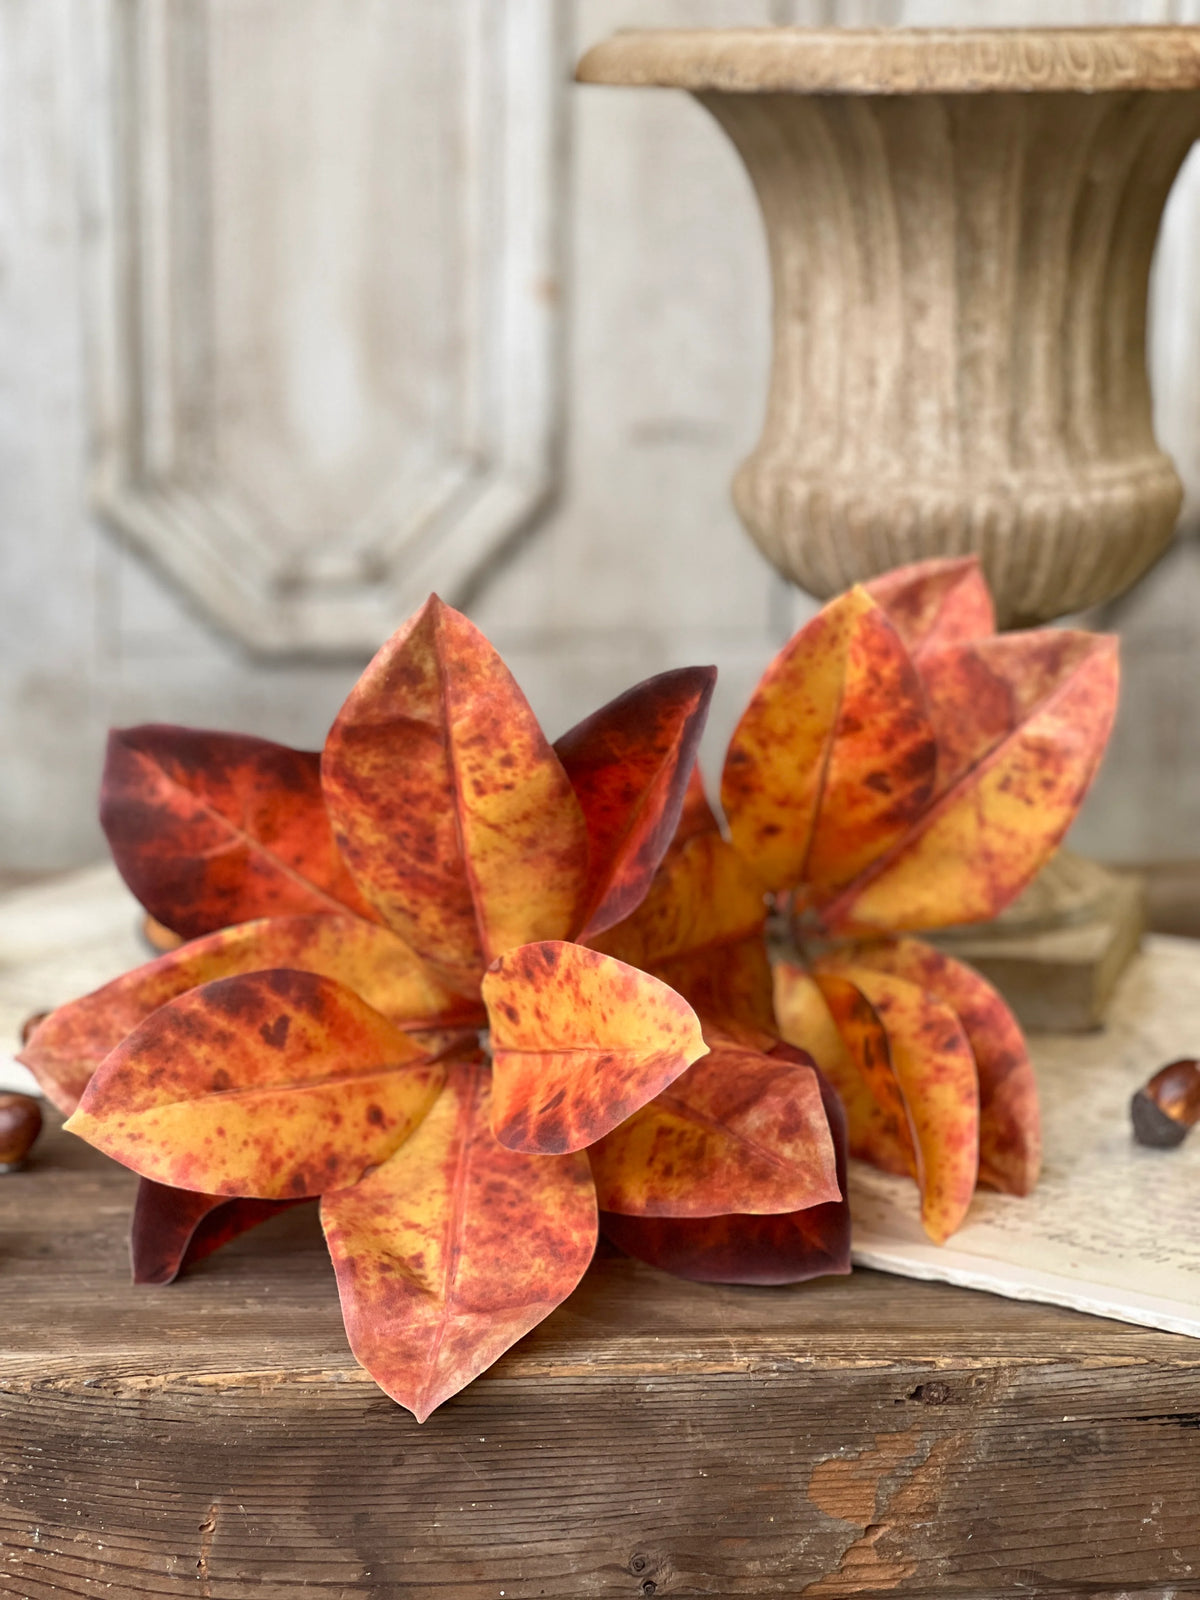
2, 1120, 1198, 1597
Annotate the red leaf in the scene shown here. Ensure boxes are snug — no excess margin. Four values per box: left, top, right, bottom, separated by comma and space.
322, 596, 588, 993
554, 666, 716, 938
321, 1060, 597, 1421
673, 763, 721, 848
865, 557, 995, 660
130, 1179, 300, 1285
484, 943, 707, 1155
65, 970, 444, 1198
101, 727, 377, 939
589, 1038, 840, 1217
19, 914, 482, 1117
599, 1060, 850, 1284
841, 938, 1040, 1195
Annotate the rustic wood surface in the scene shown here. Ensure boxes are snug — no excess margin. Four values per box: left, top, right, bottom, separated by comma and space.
2, 1121, 1199, 1598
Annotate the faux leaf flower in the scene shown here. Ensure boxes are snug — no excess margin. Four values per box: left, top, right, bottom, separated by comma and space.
22, 596, 844, 1417
631, 558, 1118, 1244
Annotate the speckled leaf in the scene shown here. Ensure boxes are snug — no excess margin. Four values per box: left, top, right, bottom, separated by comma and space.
599, 1056, 850, 1284
65, 970, 444, 1198
554, 666, 716, 938
652, 936, 777, 1040
483, 942, 707, 1155
20, 914, 482, 1117
130, 1179, 301, 1285
865, 556, 995, 660
589, 1038, 839, 1217
322, 596, 588, 993
722, 588, 936, 897
839, 938, 1041, 1195
591, 831, 766, 971
823, 632, 1118, 933
101, 726, 377, 939
815, 967, 979, 1243
773, 963, 914, 1178
321, 1059, 597, 1422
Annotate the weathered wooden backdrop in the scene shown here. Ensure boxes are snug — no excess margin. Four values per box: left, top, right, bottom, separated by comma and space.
3, 0, 1200, 873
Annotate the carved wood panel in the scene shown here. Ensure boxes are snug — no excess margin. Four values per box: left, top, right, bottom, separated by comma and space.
92, 0, 563, 652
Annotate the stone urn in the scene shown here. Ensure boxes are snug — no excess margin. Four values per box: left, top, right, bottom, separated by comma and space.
577, 27, 1200, 628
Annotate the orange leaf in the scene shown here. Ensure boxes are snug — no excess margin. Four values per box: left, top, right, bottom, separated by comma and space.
554, 666, 716, 938
652, 936, 777, 1040
599, 1054, 850, 1284
824, 632, 1118, 933
484, 942, 707, 1155
814, 967, 980, 1243
773, 963, 914, 1178
101, 727, 378, 940
130, 1179, 301, 1285
20, 914, 481, 1117
591, 831, 766, 971
589, 1038, 839, 1217
321, 1059, 597, 1422
65, 970, 444, 1198
722, 588, 936, 896
840, 938, 1041, 1195
865, 556, 995, 660
322, 596, 588, 993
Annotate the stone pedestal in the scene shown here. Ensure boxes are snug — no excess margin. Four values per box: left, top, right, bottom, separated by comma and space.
577, 26, 1200, 626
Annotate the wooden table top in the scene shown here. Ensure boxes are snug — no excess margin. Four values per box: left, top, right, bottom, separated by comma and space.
2, 1120, 1199, 1598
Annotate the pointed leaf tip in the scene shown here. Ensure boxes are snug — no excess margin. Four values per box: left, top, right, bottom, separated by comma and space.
722, 587, 936, 896
555, 665, 717, 939
322, 599, 588, 991
484, 942, 707, 1154
321, 1061, 597, 1421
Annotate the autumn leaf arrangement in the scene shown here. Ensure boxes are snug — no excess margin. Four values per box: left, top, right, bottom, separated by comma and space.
20, 557, 1117, 1419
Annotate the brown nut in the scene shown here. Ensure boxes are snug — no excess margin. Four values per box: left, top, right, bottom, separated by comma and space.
1131, 1059, 1200, 1149
0, 1093, 43, 1170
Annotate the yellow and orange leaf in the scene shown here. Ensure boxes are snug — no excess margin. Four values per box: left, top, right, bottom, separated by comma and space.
321, 1059, 597, 1422
814, 967, 980, 1242
483, 942, 707, 1155
589, 1038, 839, 1217
823, 632, 1118, 933
20, 914, 482, 1116
773, 963, 914, 1178
554, 666, 716, 938
592, 831, 766, 972
322, 596, 588, 992
841, 938, 1041, 1195
101, 727, 378, 939
65, 970, 443, 1198
865, 556, 995, 660
722, 588, 936, 897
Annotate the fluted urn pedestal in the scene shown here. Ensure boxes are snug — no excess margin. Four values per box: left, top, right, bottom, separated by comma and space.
578, 26, 1200, 1025
578, 26, 1200, 626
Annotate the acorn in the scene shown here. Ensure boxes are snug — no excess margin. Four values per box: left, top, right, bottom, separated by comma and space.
1131, 1059, 1200, 1149
0, 1093, 43, 1171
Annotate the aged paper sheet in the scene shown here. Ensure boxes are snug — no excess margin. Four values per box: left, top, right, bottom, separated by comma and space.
851, 937, 1200, 1336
